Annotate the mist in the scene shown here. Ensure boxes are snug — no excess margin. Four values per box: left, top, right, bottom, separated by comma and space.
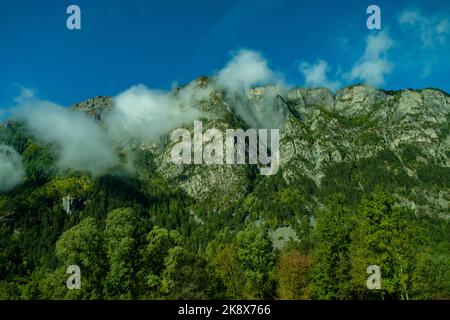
13, 95, 119, 175
0, 144, 25, 192
214, 49, 287, 129
105, 83, 208, 145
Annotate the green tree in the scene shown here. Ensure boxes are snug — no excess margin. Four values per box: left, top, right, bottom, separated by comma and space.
22, 141, 54, 183
349, 188, 421, 300
160, 246, 216, 299
103, 208, 141, 299
211, 243, 244, 298
411, 249, 450, 299
310, 195, 354, 299
235, 224, 276, 299
144, 226, 183, 296
145, 226, 183, 275
55, 217, 105, 299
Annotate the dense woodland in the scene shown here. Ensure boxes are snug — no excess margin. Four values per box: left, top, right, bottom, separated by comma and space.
0, 119, 449, 300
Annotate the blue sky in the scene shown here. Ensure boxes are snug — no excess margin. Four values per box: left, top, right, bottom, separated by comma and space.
0, 0, 449, 110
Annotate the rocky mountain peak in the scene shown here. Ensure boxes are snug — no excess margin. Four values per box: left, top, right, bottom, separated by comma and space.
70, 96, 112, 120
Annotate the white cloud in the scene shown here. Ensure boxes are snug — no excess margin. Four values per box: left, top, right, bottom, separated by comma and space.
399, 9, 450, 47
399, 9, 421, 25
0, 145, 25, 192
214, 49, 286, 129
13, 93, 119, 175
436, 19, 450, 45
106, 83, 207, 145
215, 49, 281, 91
14, 86, 35, 104
347, 31, 393, 87
299, 60, 341, 91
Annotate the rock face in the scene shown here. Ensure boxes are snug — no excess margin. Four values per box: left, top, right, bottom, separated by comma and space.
280, 86, 449, 173
62, 195, 75, 215
71, 96, 112, 120
153, 120, 253, 204
75, 83, 450, 217
279, 85, 449, 217
153, 80, 254, 205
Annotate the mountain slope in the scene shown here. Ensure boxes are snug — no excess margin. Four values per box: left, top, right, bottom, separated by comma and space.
0, 81, 449, 300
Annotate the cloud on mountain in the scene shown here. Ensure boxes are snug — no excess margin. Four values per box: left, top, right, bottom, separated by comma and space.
13, 93, 119, 175
106, 83, 207, 145
346, 31, 394, 87
299, 60, 341, 91
214, 49, 286, 129
0, 144, 25, 192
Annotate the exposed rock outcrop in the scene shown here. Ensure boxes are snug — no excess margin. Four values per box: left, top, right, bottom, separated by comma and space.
74, 83, 449, 217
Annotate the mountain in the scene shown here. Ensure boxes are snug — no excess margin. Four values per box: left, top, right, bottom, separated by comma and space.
0, 80, 449, 300
70, 81, 449, 217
